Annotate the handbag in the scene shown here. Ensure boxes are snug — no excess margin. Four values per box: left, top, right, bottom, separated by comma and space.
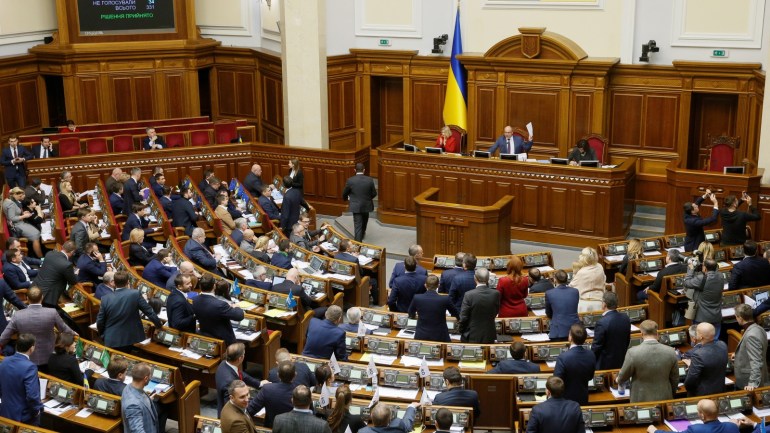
684, 272, 707, 320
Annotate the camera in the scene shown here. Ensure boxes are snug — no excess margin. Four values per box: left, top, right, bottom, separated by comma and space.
688, 251, 703, 269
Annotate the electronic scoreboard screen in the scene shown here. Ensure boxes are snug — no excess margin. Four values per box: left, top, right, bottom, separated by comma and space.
77, 0, 176, 36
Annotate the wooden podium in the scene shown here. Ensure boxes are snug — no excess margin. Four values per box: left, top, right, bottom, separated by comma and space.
414, 187, 513, 258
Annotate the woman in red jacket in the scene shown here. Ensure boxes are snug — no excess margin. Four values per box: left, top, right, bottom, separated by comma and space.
497, 256, 529, 317
436, 126, 460, 153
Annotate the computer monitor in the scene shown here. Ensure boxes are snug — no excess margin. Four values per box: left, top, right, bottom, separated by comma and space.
579, 160, 600, 167
550, 157, 568, 165
403, 144, 420, 152
425, 147, 443, 154
474, 150, 490, 158
723, 166, 745, 174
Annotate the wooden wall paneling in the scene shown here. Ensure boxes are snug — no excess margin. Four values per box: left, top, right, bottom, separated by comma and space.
391, 171, 409, 212
134, 75, 156, 121
643, 94, 679, 150
164, 167, 181, 187
0, 83, 21, 133
410, 80, 444, 133
260, 70, 284, 143
574, 190, 599, 234
236, 71, 257, 118
546, 186, 568, 230
19, 80, 41, 130
416, 174, 434, 207
75, 76, 101, 124
759, 189, 770, 241
440, 176, 459, 206
164, 73, 186, 120
506, 89, 559, 150
112, 77, 134, 122
610, 93, 643, 148
570, 92, 593, 145
475, 85, 497, 145
467, 179, 486, 207
520, 185, 539, 227
303, 167, 317, 196
218, 71, 237, 116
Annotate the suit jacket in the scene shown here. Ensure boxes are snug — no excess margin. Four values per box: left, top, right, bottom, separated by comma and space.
171, 197, 197, 236
1, 146, 31, 181
488, 134, 533, 155
685, 269, 725, 324
554, 346, 596, 405
525, 397, 585, 433
216, 205, 236, 235
246, 381, 295, 427
458, 285, 500, 344
128, 243, 155, 267
653, 420, 739, 433
388, 272, 427, 313
279, 187, 302, 233
3, 261, 37, 290
529, 279, 554, 294
184, 239, 218, 272
268, 361, 317, 388
75, 254, 107, 285
487, 358, 540, 374
244, 172, 264, 196
221, 400, 258, 433
617, 339, 679, 402
215, 361, 262, 416
93, 378, 126, 396
142, 259, 176, 288
109, 193, 124, 215
258, 195, 281, 220
734, 323, 769, 389
302, 318, 347, 361
545, 285, 580, 340
34, 250, 77, 307
684, 197, 719, 252
408, 291, 458, 342
649, 262, 688, 293
438, 267, 463, 294
97, 288, 162, 348
684, 340, 728, 397
433, 387, 481, 420
0, 304, 71, 365
270, 252, 292, 270
142, 135, 165, 150
359, 406, 416, 433
448, 269, 476, 312
122, 213, 151, 241
203, 185, 218, 208
24, 185, 47, 207
289, 169, 304, 191
729, 256, 770, 290
0, 353, 42, 423
721, 203, 761, 246
342, 173, 377, 213
159, 196, 174, 217
0, 279, 25, 337
273, 409, 332, 433
192, 293, 244, 346
389, 261, 428, 289
94, 283, 114, 300
122, 177, 142, 215
166, 288, 196, 333
591, 310, 630, 370
272, 280, 313, 311
31, 144, 56, 159
69, 220, 89, 256
122, 383, 158, 433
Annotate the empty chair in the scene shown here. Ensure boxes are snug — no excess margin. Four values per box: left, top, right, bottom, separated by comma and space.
190, 130, 211, 147
85, 137, 108, 154
58, 137, 81, 157
113, 135, 135, 152
165, 132, 185, 148
214, 121, 237, 144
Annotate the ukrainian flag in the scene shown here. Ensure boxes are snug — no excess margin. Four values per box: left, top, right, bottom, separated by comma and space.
442, 7, 467, 130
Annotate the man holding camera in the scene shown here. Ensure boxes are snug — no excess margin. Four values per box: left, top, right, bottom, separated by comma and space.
721, 191, 761, 246
684, 258, 725, 338
683, 189, 719, 252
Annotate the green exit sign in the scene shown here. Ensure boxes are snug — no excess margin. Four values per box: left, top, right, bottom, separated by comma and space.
379, 39, 391, 47
712, 49, 728, 58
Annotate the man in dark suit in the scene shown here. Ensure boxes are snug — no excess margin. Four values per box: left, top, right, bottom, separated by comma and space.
545, 270, 579, 341
683, 189, 719, 252
361, 402, 419, 433
0, 334, 43, 424
159, 186, 175, 217
203, 177, 221, 207
267, 348, 317, 388
272, 269, 315, 312
487, 125, 533, 156
3, 248, 38, 290
108, 183, 125, 215
166, 273, 196, 333
192, 275, 244, 346
244, 164, 265, 196
247, 361, 296, 428
341, 163, 377, 242
554, 324, 596, 405
433, 408, 454, 433
643, 248, 687, 300
302, 305, 347, 361
24, 178, 47, 208
258, 185, 281, 220
142, 127, 165, 150
448, 253, 478, 313
198, 169, 214, 195
76, 243, 108, 286
438, 252, 464, 294
683, 322, 727, 397
215, 343, 263, 416
458, 268, 499, 344
93, 356, 128, 396
94, 271, 116, 300
433, 366, 480, 421
31, 137, 56, 159
525, 377, 584, 433
2, 238, 41, 269
270, 238, 293, 270
122, 167, 144, 215
172, 187, 198, 236
730, 240, 770, 290
390, 244, 428, 289
221, 380, 259, 433
34, 241, 78, 309
280, 176, 302, 235
272, 385, 333, 433
96, 271, 162, 352
591, 291, 630, 369
184, 227, 223, 275
408, 275, 458, 342
142, 249, 177, 288
122, 203, 156, 242
1, 136, 32, 188
528, 268, 554, 293
388, 257, 427, 313
69, 208, 93, 258
487, 341, 540, 374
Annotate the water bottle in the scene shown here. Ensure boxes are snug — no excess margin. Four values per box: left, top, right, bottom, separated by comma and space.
618, 381, 626, 395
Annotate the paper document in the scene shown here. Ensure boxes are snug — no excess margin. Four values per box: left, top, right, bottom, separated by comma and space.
722, 308, 736, 317
526, 122, 534, 137
744, 295, 757, 309
358, 256, 373, 266
630, 324, 640, 332
536, 266, 554, 272
378, 387, 418, 400
609, 387, 629, 399
75, 408, 93, 418
643, 251, 660, 256
604, 255, 624, 262
401, 356, 444, 367
521, 333, 550, 342
545, 361, 556, 368
458, 360, 487, 369
39, 378, 48, 401
531, 309, 546, 316
359, 353, 397, 365
395, 329, 415, 339
753, 406, 770, 417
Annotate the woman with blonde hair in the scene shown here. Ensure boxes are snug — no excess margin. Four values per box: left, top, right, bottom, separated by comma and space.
697, 241, 715, 260
250, 235, 271, 263
58, 180, 87, 217
436, 126, 460, 153
497, 256, 528, 317
128, 228, 155, 267
618, 239, 643, 275
571, 247, 606, 312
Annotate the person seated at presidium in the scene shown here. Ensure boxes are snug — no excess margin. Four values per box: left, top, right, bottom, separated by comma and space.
143, 127, 165, 150
567, 139, 597, 166
488, 125, 533, 156
435, 126, 460, 153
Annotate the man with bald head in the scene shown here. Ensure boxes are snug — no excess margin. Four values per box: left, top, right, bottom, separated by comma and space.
360, 402, 420, 433
648, 399, 738, 433
271, 269, 315, 313
683, 322, 727, 397
165, 261, 199, 293
244, 163, 265, 196
488, 125, 533, 156
105, 168, 124, 194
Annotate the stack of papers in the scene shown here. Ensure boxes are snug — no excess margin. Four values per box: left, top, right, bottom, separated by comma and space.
263, 309, 295, 318
378, 387, 418, 400
236, 300, 258, 311
62, 303, 79, 313
521, 333, 550, 342
531, 309, 546, 316
604, 255, 624, 262
358, 256, 373, 266
360, 353, 397, 365
458, 360, 486, 369
180, 349, 202, 359
43, 399, 76, 415
400, 356, 443, 367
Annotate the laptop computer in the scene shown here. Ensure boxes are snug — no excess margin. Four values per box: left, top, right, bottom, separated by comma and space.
300, 255, 325, 275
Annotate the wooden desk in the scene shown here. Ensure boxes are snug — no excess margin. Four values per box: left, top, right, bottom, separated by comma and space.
378, 143, 636, 247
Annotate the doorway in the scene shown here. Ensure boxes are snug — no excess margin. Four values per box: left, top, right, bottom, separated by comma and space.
687, 93, 738, 169
370, 76, 404, 148
42, 75, 66, 128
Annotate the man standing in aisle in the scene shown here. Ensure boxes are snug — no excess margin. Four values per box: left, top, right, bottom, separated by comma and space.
342, 163, 377, 242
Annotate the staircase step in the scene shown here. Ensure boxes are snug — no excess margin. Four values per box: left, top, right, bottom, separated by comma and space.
629, 225, 666, 239
632, 213, 666, 228
635, 205, 667, 216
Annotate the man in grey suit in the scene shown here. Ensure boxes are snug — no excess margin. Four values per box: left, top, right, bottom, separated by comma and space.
683, 322, 727, 397
121, 363, 159, 433
272, 385, 332, 433
458, 268, 500, 344
96, 271, 162, 352
0, 286, 75, 367
69, 208, 94, 259
342, 163, 377, 242
684, 258, 725, 338
616, 320, 679, 403
734, 303, 768, 390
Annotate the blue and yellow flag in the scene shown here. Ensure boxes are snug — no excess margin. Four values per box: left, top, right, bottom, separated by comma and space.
231, 279, 241, 296
286, 289, 297, 309
442, 8, 467, 130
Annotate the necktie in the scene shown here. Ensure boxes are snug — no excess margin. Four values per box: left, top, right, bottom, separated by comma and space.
43, 148, 48, 158
506, 139, 511, 154
11, 147, 16, 159
238, 369, 243, 380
